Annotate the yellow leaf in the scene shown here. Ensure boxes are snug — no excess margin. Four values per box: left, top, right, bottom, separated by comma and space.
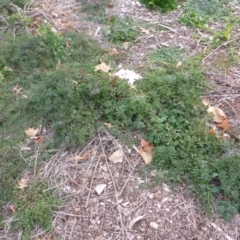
25, 127, 39, 137
104, 122, 114, 129
17, 177, 29, 189
207, 106, 226, 123
95, 60, 110, 73
175, 61, 182, 70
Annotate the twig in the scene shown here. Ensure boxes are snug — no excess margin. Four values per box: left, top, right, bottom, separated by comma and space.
33, 147, 39, 176
30, 229, 48, 239
158, 23, 177, 33
202, 35, 240, 64
98, 131, 126, 239
85, 155, 101, 208
210, 222, 234, 240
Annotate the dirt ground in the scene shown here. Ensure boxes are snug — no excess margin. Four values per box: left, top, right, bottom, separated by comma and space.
2, 0, 240, 239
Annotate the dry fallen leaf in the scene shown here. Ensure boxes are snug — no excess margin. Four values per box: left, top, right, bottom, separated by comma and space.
104, 122, 115, 129
95, 184, 106, 195
75, 151, 88, 163
129, 216, 145, 230
139, 27, 150, 34
12, 85, 23, 95
17, 177, 29, 189
207, 106, 226, 123
108, 150, 124, 164
25, 127, 39, 137
175, 61, 182, 70
236, 102, 240, 108
140, 139, 154, 153
138, 139, 154, 165
95, 60, 110, 73
208, 127, 216, 135
4, 66, 13, 72
202, 98, 210, 106
217, 119, 233, 131
31, 136, 44, 145
9, 204, 16, 213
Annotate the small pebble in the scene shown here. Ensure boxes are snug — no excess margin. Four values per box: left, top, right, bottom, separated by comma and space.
150, 222, 158, 229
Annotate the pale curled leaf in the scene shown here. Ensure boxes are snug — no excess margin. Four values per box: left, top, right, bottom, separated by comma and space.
25, 127, 39, 137
129, 216, 145, 230
207, 106, 226, 123
139, 148, 153, 165
17, 177, 29, 189
95, 184, 106, 195
95, 61, 110, 73
109, 150, 124, 164
202, 98, 210, 106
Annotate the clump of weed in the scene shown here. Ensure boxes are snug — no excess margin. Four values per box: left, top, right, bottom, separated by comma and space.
140, 0, 178, 12
11, 181, 59, 237
180, 0, 231, 29
104, 16, 140, 43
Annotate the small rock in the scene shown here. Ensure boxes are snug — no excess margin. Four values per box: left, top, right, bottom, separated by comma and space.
150, 222, 158, 230
95, 184, 106, 195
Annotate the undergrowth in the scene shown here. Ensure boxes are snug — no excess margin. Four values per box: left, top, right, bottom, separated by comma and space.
0, 2, 240, 236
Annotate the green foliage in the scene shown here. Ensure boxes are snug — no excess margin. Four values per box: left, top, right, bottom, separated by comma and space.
11, 182, 59, 237
104, 16, 140, 43
0, 24, 239, 231
180, 0, 231, 28
140, 0, 178, 12
217, 201, 239, 222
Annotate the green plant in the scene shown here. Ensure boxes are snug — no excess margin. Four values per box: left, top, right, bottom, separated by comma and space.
180, 0, 231, 29
140, 0, 178, 12
104, 16, 140, 43
217, 201, 239, 222
11, 181, 59, 237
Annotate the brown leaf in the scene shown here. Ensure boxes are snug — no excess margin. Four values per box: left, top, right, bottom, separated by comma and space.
75, 151, 88, 163
31, 136, 44, 145
9, 205, 16, 213
140, 139, 154, 153
217, 119, 233, 131
17, 177, 29, 189
95, 60, 110, 73
236, 102, 240, 108
208, 128, 216, 135
138, 139, 154, 165
207, 106, 226, 123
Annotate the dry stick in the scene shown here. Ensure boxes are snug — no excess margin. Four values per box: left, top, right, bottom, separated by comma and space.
210, 222, 234, 240
158, 23, 177, 33
202, 35, 240, 64
98, 132, 126, 239
85, 156, 101, 208
68, 218, 76, 240
118, 161, 139, 197
30, 229, 48, 239
33, 147, 39, 176
222, 99, 240, 121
